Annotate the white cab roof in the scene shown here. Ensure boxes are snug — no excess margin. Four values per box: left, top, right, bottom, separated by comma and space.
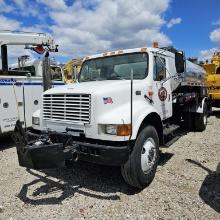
84, 47, 174, 61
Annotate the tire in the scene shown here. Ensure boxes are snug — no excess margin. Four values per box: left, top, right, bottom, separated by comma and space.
183, 112, 193, 131
121, 126, 159, 189
207, 104, 212, 116
194, 102, 208, 132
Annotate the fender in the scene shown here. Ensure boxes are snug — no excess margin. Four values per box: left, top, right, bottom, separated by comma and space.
96, 100, 161, 141
131, 104, 162, 140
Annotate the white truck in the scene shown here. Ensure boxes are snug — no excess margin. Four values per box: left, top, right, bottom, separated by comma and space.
0, 31, 62, 134
14, 46, 208, 189
10, 56, 63, 82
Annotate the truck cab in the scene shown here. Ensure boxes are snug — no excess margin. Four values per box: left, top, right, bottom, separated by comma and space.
15, 47, 208, 189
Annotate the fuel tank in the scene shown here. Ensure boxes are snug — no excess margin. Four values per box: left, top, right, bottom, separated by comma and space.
183, 60, 207, 85
172, 60, 207, 91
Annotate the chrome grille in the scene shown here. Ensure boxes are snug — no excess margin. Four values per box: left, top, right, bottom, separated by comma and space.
43, 94, 91, 124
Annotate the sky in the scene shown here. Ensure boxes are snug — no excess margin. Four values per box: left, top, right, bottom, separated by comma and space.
0, 0, 220, 64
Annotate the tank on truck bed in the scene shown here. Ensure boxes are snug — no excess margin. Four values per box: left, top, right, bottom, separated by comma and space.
160, 47, 207, 91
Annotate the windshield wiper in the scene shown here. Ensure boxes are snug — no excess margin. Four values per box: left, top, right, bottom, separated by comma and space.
80, 78, 103, 82
107, 76, 126, 80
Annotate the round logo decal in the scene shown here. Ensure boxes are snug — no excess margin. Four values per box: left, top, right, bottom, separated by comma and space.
158, 87, 167, 101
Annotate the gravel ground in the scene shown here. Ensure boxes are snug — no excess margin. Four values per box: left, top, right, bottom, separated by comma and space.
0, 110, 220, 220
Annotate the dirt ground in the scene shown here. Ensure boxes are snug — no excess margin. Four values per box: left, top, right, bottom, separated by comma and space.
0, 110, 219, 220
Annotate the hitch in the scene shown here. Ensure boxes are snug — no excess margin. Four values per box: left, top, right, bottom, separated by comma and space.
13, 120, 78, 169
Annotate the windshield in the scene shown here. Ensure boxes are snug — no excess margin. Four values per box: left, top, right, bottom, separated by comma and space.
79, 52, 148, 82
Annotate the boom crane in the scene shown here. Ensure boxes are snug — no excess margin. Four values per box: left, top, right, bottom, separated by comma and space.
0, 31, 61, 134
0, 31, 58, 72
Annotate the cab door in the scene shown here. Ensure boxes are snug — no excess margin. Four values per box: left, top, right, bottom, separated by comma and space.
151, 55, 172, 120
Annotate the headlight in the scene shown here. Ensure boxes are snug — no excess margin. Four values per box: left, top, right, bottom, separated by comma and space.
32, 117, 40, 125
105, 124, 117, 135
105, 124, 131, 136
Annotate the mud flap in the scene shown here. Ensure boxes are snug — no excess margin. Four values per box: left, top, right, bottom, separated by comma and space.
13, 120, 66, 169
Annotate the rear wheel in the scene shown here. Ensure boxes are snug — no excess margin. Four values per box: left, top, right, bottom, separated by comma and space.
183, 112, 193, 131
194, 102, 208, 132
121, 126, 159, 189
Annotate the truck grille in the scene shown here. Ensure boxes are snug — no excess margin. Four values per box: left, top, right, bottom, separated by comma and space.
43, 94, 91, 124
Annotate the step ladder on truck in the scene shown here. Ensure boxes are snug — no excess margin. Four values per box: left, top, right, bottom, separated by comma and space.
0, 31, 61, 134
14, 44, 208, 189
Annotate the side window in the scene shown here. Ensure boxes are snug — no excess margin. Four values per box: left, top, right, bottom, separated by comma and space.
153, 56, 166, 81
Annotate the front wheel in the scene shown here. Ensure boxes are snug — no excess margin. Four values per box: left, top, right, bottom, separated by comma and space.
121, 126, 159, 189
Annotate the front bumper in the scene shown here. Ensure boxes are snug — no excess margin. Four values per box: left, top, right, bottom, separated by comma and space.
13, 121, 129, 170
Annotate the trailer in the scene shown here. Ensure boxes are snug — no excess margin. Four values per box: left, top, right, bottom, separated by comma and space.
14, 45, 208, 189
0, 31, 62, 134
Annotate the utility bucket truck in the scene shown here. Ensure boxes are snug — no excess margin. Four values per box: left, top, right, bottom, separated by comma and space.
0, 31, 62, 134
14, 46, 208, 189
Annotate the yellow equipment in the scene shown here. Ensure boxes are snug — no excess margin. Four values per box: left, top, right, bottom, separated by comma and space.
63, 58, 83, 84
203, 52, 220, 107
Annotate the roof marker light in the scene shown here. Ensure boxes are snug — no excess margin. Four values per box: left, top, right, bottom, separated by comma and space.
153, 42, 159, 48
141, 48, 147, 52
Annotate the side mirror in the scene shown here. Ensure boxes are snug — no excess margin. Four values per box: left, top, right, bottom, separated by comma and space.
175, 52, 185, 73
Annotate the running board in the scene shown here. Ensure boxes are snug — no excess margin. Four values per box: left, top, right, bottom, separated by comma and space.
162, 130, 187, 148
163, 124, 180, 136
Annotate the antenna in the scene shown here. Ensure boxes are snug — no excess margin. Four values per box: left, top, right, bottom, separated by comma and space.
129, 68, 133, 141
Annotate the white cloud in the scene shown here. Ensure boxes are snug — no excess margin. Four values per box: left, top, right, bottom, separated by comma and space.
0, 15, 40, 65
12, 0, 45, 19
13, 0, 25, 8
212, 19, 220, 26
166, 17, 182, 28
210, 28, 220, 44
47, 0, 172, 57
36, 0, 67, 10
0, 0, 174, 62
199, 48, 218, 61
0, 0, 14, 13
0, 15, 21, 30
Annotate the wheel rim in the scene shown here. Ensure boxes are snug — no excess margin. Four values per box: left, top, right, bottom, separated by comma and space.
203, 113, 207, 125
141, 138, 156, 173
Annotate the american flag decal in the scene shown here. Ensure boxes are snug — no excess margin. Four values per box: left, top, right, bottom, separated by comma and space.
103, 97, 113, 104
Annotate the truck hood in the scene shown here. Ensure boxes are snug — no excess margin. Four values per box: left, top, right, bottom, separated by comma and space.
44, 80, 134, 95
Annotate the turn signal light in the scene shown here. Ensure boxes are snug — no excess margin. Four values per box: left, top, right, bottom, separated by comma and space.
117, 124, 132, 136
148, 90, 154, 97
